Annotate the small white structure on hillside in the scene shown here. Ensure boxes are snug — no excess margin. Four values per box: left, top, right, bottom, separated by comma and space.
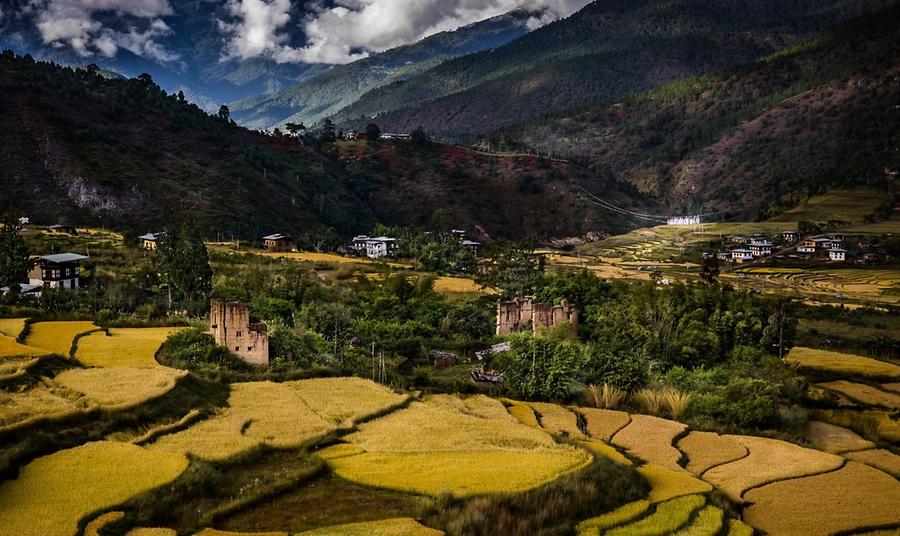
731, 249, 753, 262
750, 240, 773, 257
829, 249, 847, 262
667, 215, 702, 226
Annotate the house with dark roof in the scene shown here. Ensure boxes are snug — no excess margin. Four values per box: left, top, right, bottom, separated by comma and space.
262, 234, 293, 252
28, 253, 89, 290
138, 232, 161, 251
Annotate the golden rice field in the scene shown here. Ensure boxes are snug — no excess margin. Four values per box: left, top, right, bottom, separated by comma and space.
674, 505, 724, 536
676, 431, 748, 475
0, 381, 86, 429
577, 439, 633, 466
730, 268, 900, 306
259, 251, 408, 269
24, 321, 99, 357
883, 382, 900, 394
579, 408, 631, 442
725, 520, 754, 536
296, 517, 443, 535
0, 442, 188, 536
529, 402, 585, 438
844, 449, 900, 478
0, 317, 27, 338
194, 529, 286, 536
150, 378, 406, 461
605, 495, 706, 536
432, 276, 490, 295
0, 334, 45, 358
610, 414, 687, 471
815, 408, 900, 443
74, 327, 183, 368
786, 347, 900, 379
701, 436, 844, 501
318, 396, 591, 496
505, 401, 540, 427
636, 464, 712, 503
54, 367, 187, 409
84, 511, 125, 536
577, 500, 650, 535
804, 421, 874, 454
125, 529, 177, 536
819, 380, 900, 409
743, 462, 900, 535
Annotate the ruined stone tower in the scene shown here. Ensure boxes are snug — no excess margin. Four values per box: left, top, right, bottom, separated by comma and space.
496, 298, 578, 337
210, 300, 269, 366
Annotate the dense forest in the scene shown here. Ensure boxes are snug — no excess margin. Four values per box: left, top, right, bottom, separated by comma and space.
331, 0, 881, 140
0, 52, 648, 239
485, 3, 900, 217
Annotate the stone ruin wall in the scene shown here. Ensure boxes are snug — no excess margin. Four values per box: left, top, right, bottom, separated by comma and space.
210, 299, 269, 366
496, 298, 578, 337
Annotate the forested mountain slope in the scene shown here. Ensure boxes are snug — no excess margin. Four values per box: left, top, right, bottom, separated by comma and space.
230, 11, 536, 130
0, 52, 648, 239
485, 3, 900, 217
332, 0, 881, 141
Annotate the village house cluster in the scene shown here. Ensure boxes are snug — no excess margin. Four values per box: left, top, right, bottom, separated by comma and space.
714, 231, 851, 265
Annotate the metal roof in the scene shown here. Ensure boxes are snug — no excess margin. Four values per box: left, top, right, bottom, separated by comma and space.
138, 233, 158, 241
262, 234, 288, 241
40, 253, 89, 263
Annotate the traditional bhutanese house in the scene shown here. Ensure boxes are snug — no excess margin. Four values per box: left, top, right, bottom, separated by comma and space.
138, 232, 160, 251
351, 235, 371, 251
0, 283, 42, 298
364, 237, 398, 259
452, 229, 467, 241
750, 240, 774, 257
782, 230, 799, 242
262, 234, 293, 252
462, 240, 481, 255
716, 251, 731, 261
749, 235, 769, 246
731, 249, 753, 263
797, 244, 816, 253
729, 235, 750, 244
829, 249, 847, 262
28, 253, 89, 290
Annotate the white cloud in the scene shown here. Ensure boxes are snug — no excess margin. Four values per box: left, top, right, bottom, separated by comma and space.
221, 0, 592, 65
30, 0, 177, 60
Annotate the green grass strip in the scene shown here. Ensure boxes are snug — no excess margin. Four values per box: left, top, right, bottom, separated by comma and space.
606, 495, 706, 536
577, 500, 650, 535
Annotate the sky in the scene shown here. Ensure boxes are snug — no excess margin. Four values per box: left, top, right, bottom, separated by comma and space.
13, 0, 592, 64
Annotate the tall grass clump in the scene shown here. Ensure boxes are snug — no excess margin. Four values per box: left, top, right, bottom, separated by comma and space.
584, 384, 626, 409
632, 389, 663, 415
660, 388, 692, 419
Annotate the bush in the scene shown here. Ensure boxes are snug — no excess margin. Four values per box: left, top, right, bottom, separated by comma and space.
156, 328, 250, 371
583, 346, 649, 393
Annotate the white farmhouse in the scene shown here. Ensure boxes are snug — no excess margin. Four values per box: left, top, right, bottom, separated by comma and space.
829, 249, 847, 262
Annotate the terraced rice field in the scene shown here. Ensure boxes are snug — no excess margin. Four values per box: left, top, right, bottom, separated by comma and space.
0, 318, 27, 338
0, 367, 186, 430
54, 367, 187, 409
731, 268, 900, 306
605, 495, 706, 536
701, 436, 844, 501
610, 414, 687, 471
151, 379, 405, 461
24, 321, 99, 357
845, 449, 900, 478
259, 251, 408, 269
529, 402, 585, 438
432, 276, 488, 295
636, 465, 711, 503
819, 380, 900, 409
805, 421, 874, 454
579, 408, 631, 442
577, 500, 651, 535
296, 517, 443, 535
743, 462, 900, 535
318, 396, 591, 496
0, 334, 45, 358
786, 347, 900, 379
0, 442, 188, 536
74, 328, 183, 368
504, 400, 540, 427
676, 432, 748, 475
768, 188, 885, 224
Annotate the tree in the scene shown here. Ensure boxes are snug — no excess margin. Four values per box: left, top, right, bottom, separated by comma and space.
0, 214, 33, 291
498, 333, 583, 401
285, 122, 306, 138
320, 119, 336, 142
411, 127, 429, 147
475, 240, 545, 298
761, 298, 797, 358
441, 302, 493, 355
699, 256, 720, 284
157, 222, 213, 314
218, 105, 230, 121
365, 123, 381, 143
